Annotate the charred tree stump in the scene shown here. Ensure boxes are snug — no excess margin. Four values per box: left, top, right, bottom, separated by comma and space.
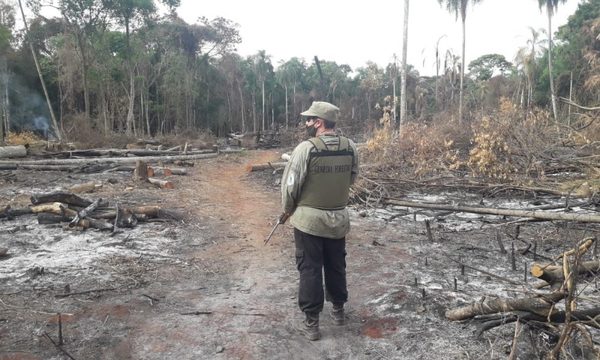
133, 161, 149, 182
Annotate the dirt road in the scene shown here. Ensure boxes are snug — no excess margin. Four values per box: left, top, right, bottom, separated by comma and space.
1, 149, 542, 359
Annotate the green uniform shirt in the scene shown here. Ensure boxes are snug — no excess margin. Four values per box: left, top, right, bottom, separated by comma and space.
281, 134, 359, 239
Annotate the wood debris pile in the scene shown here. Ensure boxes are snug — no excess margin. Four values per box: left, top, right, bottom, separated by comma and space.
446, 237, 600, 358
1, 190, 181, 232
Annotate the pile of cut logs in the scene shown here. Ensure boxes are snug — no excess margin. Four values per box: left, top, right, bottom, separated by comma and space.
1, 191, 180, 232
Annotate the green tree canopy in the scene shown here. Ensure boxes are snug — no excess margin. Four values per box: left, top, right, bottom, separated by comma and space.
468, 54, 513, 81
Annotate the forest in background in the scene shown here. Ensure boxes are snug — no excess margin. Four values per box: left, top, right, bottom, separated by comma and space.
0, 0, 598, 182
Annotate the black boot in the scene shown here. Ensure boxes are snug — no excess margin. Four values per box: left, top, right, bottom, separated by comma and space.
330, 303, 345, 326
294, 312, 321, 341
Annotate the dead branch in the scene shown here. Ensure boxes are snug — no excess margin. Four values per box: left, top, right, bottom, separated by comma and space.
385, 199, 600, 223
69, 198, 101, 227
559, 97, 600, 111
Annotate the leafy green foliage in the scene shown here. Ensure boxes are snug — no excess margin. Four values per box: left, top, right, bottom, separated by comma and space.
468, 54, 513, 81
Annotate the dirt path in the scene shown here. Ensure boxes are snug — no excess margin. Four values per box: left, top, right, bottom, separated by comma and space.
2, 149, 553, 359
116, 149, 404, 359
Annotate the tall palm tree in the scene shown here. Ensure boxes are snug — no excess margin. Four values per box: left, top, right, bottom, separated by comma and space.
437, 0, 483, 124
515, 27, 543, 109
537, 0, 567, 119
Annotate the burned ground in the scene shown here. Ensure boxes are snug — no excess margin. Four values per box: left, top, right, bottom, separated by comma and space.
1, 149, 599, 359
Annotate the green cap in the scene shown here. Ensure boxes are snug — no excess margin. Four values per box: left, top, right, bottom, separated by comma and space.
300, 101, 340, 122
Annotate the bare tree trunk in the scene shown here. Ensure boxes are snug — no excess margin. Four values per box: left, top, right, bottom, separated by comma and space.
547, 8, 558, 120
252, 91, 257, 133
227, 92, 232, 132
399, 0, 409, 132
261, 80, 265, 132
75, 33, 90, 119
126, 69, 135, 135
0, 60, 6, 144
17, 0, 62, 141
284, 84, 289, 130
238, 83, 245, 133
459, 16, 465, 124
568, 71, 573, 126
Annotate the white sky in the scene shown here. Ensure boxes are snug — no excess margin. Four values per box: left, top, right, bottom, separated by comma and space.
176, 0, 582, 76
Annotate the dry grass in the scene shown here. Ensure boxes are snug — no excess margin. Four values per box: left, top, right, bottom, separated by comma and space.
362, 98, 598, 186
6, 131, 43, 145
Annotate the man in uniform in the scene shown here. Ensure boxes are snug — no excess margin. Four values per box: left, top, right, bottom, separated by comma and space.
281, 101, 359, 341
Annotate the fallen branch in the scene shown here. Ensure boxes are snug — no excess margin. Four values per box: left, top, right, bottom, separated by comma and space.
559, 97, 600, 111
446, 291, 565, 321
385, 198, 600, 223
69, 199, 101, 227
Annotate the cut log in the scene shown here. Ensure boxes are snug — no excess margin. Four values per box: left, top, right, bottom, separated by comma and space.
31, 202, 77, 217
0, 152, 218, 166
32, 202, 112, 231
148, 177, 174, 189
0, 145, 27, 158
31, 192, 92, 207
150, 167, 184, 176
0, 205, 33, 219
531, 261, 600, 284
69, 182, 102, 194
110, 165, 187, 175
385, 199, 600, 223
37, 213, 70, 224
245, 161, 287, 172
446, 292, 566, 321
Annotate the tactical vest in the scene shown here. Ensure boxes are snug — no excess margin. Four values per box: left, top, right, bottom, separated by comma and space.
297, 136, 354, 210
